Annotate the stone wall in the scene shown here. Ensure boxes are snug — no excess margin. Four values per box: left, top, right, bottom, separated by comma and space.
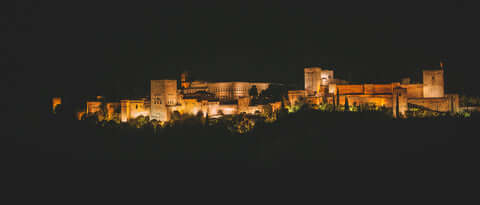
335, 83, 423, 98
401, 84, 424, 98
363, 84, 394, 94
288, 90, 306, 106
446, 94, 460, 113
340, 95, 393, 108
86, 101, 102, 114
106, 102, 120, 120
183, 81, 208, 94
120, 99, 150, 122
393, 87, 408, 118
460, 106, 480, 112
336, 84, 364, 94
407, 97, 454, 113
237, 96, 250, 113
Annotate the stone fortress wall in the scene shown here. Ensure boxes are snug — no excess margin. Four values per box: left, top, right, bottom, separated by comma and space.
293, 66, 459, 117
82, 65, 460, 121
121, 99, 150, 122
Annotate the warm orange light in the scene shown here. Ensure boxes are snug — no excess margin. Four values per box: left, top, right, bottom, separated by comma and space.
52, 97, 61, 112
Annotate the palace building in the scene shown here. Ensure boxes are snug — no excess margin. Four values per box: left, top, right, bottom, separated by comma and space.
82, 72, 274, 122
81, 65, 460, 121
289, 66, 459, 118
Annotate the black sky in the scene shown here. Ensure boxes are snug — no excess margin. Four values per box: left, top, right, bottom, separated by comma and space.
4, 0, 480, 106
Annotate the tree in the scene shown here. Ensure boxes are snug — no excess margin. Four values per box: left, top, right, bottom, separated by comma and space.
53, 104, 63, 114
262, 104, 273, 119
172, 111, 181, 121
151, 119, 159, 135
111, 113, 121, 124
344, 96, 349, 111
332, 93, 336, 111
228, 114, 255, 134
136, 116, 149, 128
336, 88, 340, 111
293, 96, 306, 112
352, 102, 358, 112
395, 92, 400, 118
196, 110, 204, 118
249, 85, 259, 104
95, 102, 108, 122
258, 84, 288, 104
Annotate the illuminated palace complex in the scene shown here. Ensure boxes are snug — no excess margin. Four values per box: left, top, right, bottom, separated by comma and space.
80, 66, 459, 121
290, 67, 459, 118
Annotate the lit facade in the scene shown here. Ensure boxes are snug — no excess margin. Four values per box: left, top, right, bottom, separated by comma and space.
52, 97, 61, 112
84, 73, 274, 122
290, 66, 459, 118
82, 66, 460, 121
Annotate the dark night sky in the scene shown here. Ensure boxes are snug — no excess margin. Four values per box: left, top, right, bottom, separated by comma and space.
4, 0, 480, 108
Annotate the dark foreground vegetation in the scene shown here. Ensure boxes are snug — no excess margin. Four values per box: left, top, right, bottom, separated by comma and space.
6, 104, 480, 162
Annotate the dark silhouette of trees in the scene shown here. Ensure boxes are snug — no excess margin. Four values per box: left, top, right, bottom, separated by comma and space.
13, 98, 479, 161
396, 92, 400, 118
172, 111, 181, 121
53, 104, 63, 114
258, 84, 288, 104
196, 110, 204, 118
332, 94, 336, 111
249, 85, 259, 104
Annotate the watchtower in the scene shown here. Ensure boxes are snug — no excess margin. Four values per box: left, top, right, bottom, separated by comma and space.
151, 80, 177, 121
423, 69, 444, 98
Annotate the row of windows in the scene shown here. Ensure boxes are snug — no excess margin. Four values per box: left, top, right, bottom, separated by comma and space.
152, 100, 176, 105
211, 87, 249, 92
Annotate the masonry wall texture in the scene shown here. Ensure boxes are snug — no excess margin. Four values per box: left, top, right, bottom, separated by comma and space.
423, 69, 444, 98
304, 67, 334, 96
393, 87, 408, 118
151, 80, 177, 121
120, 99, 150, 122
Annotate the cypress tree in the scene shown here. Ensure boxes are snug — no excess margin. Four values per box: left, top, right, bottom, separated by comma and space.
332, 94, 336, 111
336, 88, 340, 110
395, 92, 400, 118
345, 96, 349, 111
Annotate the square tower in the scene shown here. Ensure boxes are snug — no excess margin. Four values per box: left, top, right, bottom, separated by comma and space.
320, 69, 334, 86
304, 67, 322, 96
151, 80, 177, 121
393, 87, 408, 118
423, 69, 444, 98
